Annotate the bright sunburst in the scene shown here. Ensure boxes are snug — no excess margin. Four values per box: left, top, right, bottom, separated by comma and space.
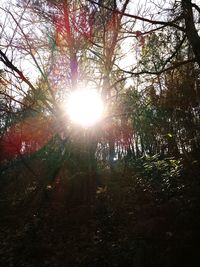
67, 89, 104, 127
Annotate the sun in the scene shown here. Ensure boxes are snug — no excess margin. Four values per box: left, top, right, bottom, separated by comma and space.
67, 89, 104, 127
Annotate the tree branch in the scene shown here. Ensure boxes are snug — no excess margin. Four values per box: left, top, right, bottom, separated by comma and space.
116, 58, 196, 76
88, 0, 185, 31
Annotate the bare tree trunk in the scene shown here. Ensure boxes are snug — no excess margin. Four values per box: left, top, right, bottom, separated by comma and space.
182, 0, 200, 67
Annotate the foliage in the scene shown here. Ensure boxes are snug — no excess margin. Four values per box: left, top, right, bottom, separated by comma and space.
127, 154, 183, 196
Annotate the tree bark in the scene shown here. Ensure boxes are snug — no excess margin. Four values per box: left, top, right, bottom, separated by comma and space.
182, 0, 200, 67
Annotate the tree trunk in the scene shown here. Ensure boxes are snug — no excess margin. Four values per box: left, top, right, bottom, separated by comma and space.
182, 0, 200, 67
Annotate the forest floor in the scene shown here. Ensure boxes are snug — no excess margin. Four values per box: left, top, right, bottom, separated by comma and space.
0, 157, 200, 267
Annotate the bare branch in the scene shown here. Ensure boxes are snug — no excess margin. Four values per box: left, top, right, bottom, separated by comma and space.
87, 0, 185, 31
116, 58, 196, 76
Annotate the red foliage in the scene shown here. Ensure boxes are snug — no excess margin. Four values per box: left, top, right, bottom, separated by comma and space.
135, 31, 145, 46
0, 116, 55, 162
53, 4, 94, 48
103, 121, 133, 147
